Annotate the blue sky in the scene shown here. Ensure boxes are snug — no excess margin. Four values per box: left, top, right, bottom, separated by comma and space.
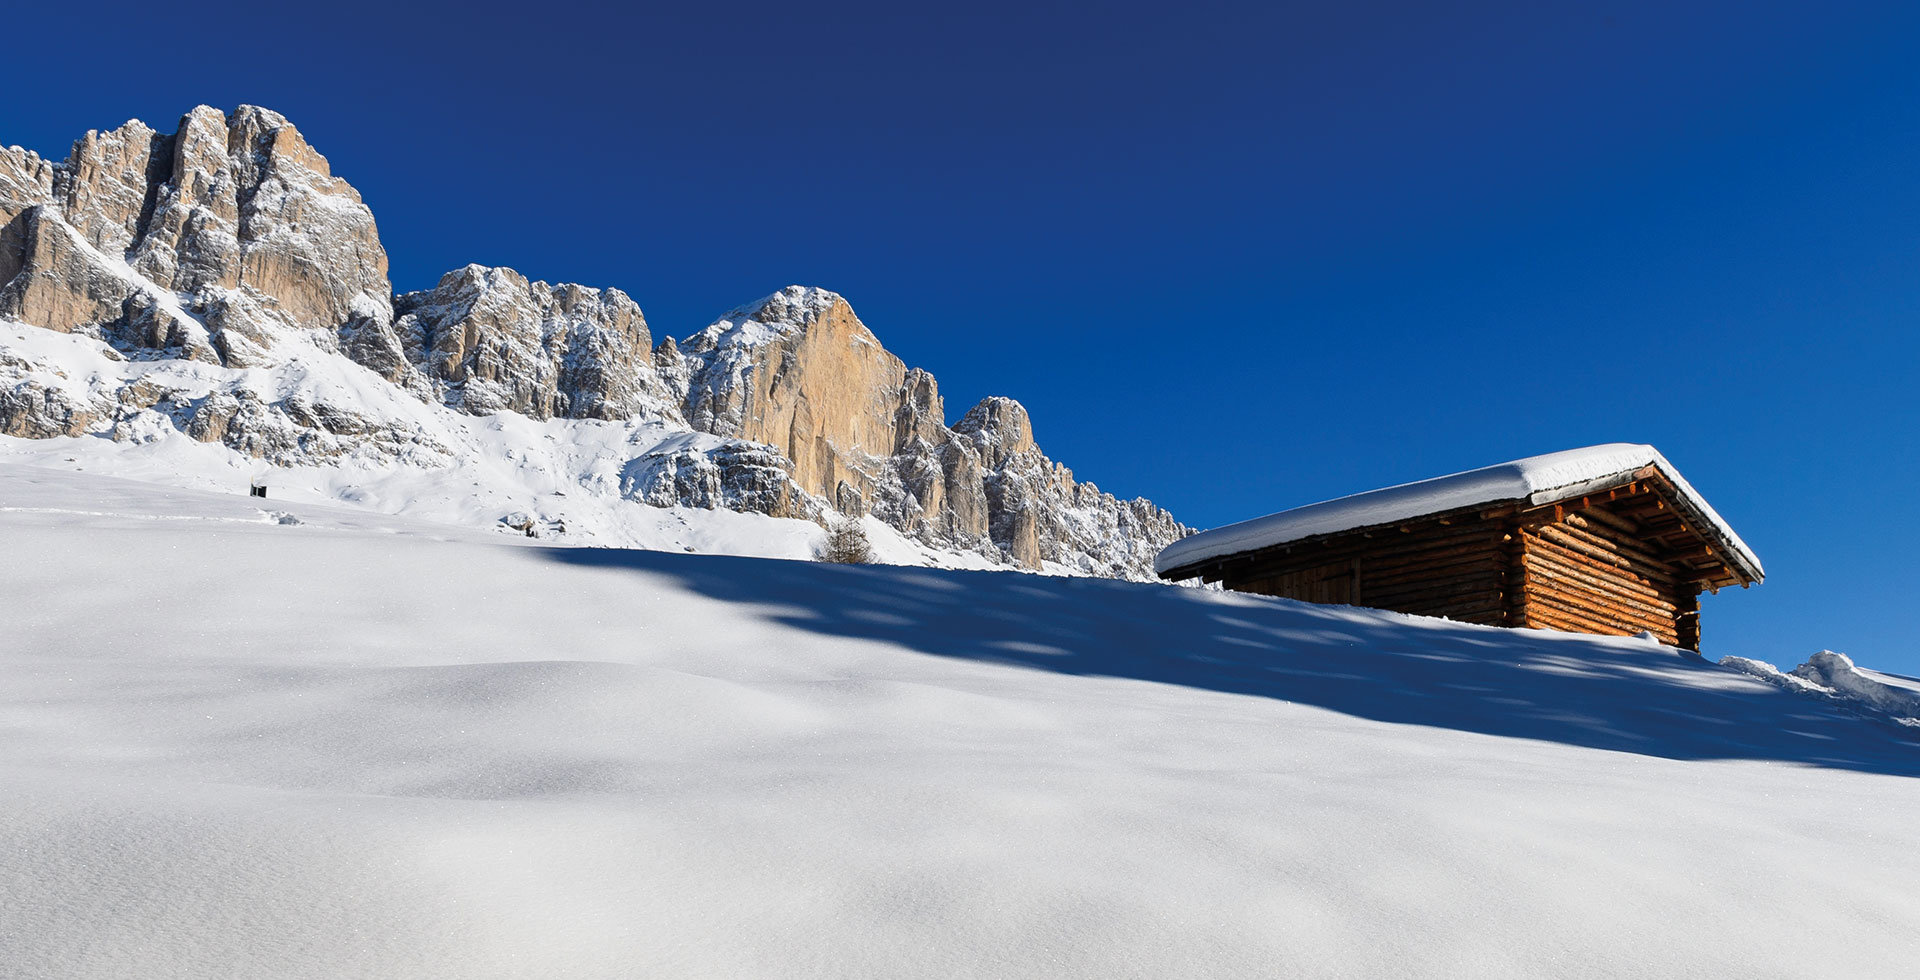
8, 1, 1919, 671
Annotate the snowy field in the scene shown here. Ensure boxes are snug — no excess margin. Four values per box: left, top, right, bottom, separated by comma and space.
4, 462, 1919, 978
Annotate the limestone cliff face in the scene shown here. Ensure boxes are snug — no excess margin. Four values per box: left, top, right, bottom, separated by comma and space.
395, 264, 678, 422
680, 287, 911, 508
0, 107, 398, 370
0, 208, 214, 360
668, 288, 1188, 576
1, 105, 1190, 579
952, 396, 1183, 576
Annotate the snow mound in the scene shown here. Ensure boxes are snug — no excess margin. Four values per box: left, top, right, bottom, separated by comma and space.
1722, 650, 1920, 727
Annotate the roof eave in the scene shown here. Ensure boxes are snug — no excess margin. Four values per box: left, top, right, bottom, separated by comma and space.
1526, 468, 1764, 587
1153, 497, 1529, 582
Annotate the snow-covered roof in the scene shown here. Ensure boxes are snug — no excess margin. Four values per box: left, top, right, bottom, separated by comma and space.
1155, 444, 1763, 582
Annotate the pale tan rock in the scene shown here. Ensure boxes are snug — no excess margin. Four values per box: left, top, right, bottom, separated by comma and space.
0, 146, 56, 217
0, 207, 216, 362
677, 290, 1187, 574
954, 396, 1036, 468
0, 380, 97, 438
3, 105, 394, 369
682, 287, 912, 508
128, 105, 244, 296
57, 119, 164, 253
0, 207, 129, 332
225, 106, 391, 333
1, 105, 1192, 580
0, 145, 57, 284
954, 395, 1188, 575
396, 264, 672, 421
956, 398, 1048, 568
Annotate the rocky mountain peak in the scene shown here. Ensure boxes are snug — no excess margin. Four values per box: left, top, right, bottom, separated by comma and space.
744, 284, 845, 326
954, 396, 1037, 468
0, 104, 393, 369
0, 105, 1192, 580
393, 263, 674, 422
683, 285, 854, 356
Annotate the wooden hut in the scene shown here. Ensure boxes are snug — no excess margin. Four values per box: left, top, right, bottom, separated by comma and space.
1154, 445, 1762, 650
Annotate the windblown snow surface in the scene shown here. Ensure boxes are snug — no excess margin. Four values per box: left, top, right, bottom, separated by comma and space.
4, 463, 1919, 979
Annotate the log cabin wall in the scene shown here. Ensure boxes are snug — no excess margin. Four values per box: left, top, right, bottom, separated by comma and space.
1513, 498, 1690, 647
1206, 515, 1512, 627
1176, 474, 1742, 652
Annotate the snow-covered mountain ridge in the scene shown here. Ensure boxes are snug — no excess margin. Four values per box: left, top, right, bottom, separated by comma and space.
0, 106, 1187, 575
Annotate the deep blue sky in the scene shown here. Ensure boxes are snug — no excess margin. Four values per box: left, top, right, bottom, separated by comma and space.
9, 1, 1919, 672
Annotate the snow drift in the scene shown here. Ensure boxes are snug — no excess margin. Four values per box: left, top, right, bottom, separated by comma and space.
1722, 650, 1920, 727
3, 462, 1919, 979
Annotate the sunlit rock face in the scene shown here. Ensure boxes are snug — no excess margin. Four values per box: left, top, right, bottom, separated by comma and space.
394, 264, 678, 422
0, 106, 399, 371
0, 106, 1189, 580
671, 288, 1188, 575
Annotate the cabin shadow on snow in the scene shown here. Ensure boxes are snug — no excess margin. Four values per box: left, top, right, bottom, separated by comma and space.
542, 548, 1920, 778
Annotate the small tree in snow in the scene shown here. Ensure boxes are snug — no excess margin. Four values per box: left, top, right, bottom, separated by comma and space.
819, 516, 872, 564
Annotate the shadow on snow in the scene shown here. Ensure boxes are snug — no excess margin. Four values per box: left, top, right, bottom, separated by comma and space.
544, 547, 1920, 778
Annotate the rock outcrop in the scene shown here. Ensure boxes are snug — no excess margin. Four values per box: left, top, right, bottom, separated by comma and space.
395, 264, 678, 422
666, 287, 1187, 575
0, 106, 1190, 579
0, 106, 397, 371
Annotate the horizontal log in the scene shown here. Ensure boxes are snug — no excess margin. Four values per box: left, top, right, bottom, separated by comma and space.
1525, 546, 1677, 607
1526, 568, 1678, 618
1535, 533, 1676, 588
1526, 577, 1680, 630
1397, 595, 1512, 618
1527, 604, 1677, 645
1546, 519, 1675, 573
1364, 555, 1506, 589
1233, 574, 1349, 599
1571, 502, 1647, 536
1524, 604, 1625, 637
1359, 534, 1505, 572
1221, 534, 1505, 580
1541, 616, 1678, 648
1526, 587, 1676, 636
1529, 524, 1674, 577
1370, 588, 1505, 615
1530, 532, 1677, 591
1524, 543, 1680, 610
1524, 595, 1677, 642
1364, 570, 1504, 605
1368, 591, 1505, 618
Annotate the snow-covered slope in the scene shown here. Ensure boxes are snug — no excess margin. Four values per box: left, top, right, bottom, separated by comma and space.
4, 462, 1918, 979
0, 320, 1002, 568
